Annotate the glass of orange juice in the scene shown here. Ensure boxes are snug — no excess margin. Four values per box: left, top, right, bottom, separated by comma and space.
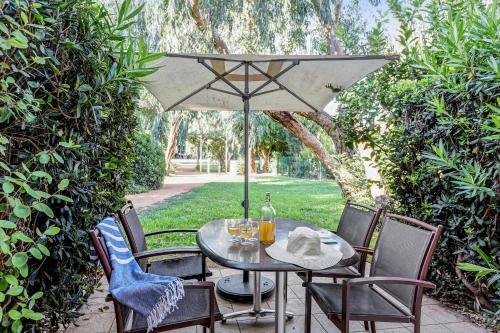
239, 222, 253, 246
249, 219, 259, 242
226, 219, 240, 243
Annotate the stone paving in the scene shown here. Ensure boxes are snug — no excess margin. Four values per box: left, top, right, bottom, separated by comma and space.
66, 166, 492, 333
65, 263, 491, 333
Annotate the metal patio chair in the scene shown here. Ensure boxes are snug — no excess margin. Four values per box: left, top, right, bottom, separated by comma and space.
117, 200, 212, 281
304, 213, 444, 333
89, 229, 221, 333
297, 201, 382, 282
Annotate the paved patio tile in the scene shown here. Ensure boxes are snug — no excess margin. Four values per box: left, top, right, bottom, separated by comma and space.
422, 304, 468, 324
66, 265, 493, 333
66, 312, 115, 333
236, 315, 326, 333
445, 321, 492, 333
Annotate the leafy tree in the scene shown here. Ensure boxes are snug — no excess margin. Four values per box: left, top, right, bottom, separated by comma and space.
0, 0, 158, 330
338, 0, 499, 325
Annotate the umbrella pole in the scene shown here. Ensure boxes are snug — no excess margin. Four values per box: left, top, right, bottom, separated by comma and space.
217, 62, 276, 309
244, 62, 249, 219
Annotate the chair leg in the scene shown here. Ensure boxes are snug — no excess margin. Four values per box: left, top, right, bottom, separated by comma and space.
341, 320, 349, 333
363, 321, 369, 331
370, 322, 376, 333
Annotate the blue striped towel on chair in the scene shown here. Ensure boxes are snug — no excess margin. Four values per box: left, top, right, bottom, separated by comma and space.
96, 217, 184, 332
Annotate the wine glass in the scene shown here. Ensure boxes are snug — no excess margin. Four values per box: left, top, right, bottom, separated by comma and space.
226, 219, 240, 243
239, 222, 253, 246
249, 219, 259, 242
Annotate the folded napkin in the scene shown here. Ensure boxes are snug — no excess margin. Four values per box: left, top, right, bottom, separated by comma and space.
97, 217, 184, 332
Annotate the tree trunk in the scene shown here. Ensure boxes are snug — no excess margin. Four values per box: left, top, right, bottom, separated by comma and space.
165, 115, 181, 175
261, 149, 271, 173
250, 146, 256, 173
296, 111, 353, 156
265, 111, 358, 198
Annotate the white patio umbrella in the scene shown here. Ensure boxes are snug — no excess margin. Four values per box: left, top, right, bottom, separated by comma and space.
143, 53, 395, 217
141, 53, 396, 329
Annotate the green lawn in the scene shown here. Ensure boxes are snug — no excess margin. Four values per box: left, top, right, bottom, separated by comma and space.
139, 176, 345, 248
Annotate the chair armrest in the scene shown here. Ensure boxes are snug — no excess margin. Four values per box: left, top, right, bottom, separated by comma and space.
182, 281, 215, 289
353, 246, 374, 255
145, 229, 199, 237
134, 246, 202, 259
346, 276, 435, 289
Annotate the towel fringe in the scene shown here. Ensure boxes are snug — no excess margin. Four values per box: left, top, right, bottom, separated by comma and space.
146, 279, 185, 332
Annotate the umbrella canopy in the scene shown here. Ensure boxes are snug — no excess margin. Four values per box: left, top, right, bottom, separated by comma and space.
143, 53, 396, 113
142, 53, 396, 218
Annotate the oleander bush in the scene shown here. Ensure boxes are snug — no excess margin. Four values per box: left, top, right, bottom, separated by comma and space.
129, 132, 166, 194
0, 0, 159, 331
339, 0, 499, 326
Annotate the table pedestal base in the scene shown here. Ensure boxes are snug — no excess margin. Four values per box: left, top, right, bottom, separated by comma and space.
221, 272, 294, 324
216, 273, 275, 303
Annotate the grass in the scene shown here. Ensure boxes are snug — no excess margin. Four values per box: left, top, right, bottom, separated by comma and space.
138, 176, 345, 248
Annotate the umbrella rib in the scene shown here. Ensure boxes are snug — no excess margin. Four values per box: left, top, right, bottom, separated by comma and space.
248, 61, 298, 97
165, 62, 245, 111
199, 59, 245, 96
207, 86, 241, 97
249, 62, 319, 112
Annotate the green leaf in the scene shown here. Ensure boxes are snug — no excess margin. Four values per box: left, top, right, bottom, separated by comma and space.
44, 226, 60, 236
11, 319, 22, 333
7, 37, 28, 49
0, 220, 16, 229
18, 263, 28, 278
57, 178, 69, 190
7, 285, 23, 296
37, 243, 50, 256
8, 309, 22, 320
33, 202, 54, 218
27, 312, 44, 320
31, 291, 43, 300
39, 153, 50, 164
77, 84, 92, 92
20, 12, 29, 25
31, 56, 46, 64
13, 204, 31, 219
2, 181, 14, 194
29, 247, 42, 259
13, 232, 33, 243
53, 194, 73, 203
0, 162, 10, 172
12, 252, 28, 268
4, 275, 18, 286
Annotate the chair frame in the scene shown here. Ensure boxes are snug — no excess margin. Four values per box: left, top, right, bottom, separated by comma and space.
304, 213, 444, 333
331, 201, 382, 278
89, 229, 219, 333
117, 200, 210, 281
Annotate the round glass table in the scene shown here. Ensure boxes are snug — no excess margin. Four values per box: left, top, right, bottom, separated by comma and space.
196, 218, 359, 333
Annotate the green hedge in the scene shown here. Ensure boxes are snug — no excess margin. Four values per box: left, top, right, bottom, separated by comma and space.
338, 0, 499, 325
129, 133, 166, 194
0, 0, 159, 331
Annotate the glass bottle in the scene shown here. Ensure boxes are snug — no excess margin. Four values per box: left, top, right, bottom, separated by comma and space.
259, 192, 276, 244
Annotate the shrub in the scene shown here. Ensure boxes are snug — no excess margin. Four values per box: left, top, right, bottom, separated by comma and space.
0, 0, 159, 330
338, 0, 499, 325
129, 133, 166, 194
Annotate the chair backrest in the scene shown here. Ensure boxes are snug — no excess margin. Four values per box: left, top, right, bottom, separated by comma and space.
335, 201, 381, 249
370, 213, 443, 312
116, 201, 148, 270
89, 228, 130, 333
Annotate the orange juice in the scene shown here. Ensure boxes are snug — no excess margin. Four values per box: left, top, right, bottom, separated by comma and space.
228, 227, 239, 236
260, 220, 276, 244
